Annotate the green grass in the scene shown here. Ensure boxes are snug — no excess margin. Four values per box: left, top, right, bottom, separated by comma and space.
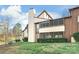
15, 42, 79, 54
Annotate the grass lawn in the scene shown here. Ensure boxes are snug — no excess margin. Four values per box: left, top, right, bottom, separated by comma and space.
14, 42, 79, 54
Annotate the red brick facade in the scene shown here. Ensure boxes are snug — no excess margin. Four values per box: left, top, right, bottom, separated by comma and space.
64, 7, 79, 42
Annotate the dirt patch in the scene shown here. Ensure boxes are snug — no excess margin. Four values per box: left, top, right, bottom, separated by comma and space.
0, 44, 19, 54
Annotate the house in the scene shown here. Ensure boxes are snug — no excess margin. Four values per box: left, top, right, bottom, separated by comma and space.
23, 7, 79, 42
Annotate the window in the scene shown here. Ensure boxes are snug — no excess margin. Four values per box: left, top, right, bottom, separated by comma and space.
39, 33, 45, 38
50, 20, 53, 26
36, 34, 40, 39
58, 19, 63, 25
40, 33, 51, 38
53, 20, 58, 26
39, 32, 63, 39
35, 24, 39, 33
58, 32, 63, 38
39, 19, 64, 28
39, 21, 49, 28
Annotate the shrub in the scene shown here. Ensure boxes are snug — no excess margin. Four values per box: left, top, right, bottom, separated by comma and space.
22, 37, 28, 42
73, 32, 79, 42
37, 38, 67, 43
15, 39, 20, 42
8, 40, 16, 45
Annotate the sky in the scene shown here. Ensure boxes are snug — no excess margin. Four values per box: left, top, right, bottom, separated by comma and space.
0, 5, 78, 30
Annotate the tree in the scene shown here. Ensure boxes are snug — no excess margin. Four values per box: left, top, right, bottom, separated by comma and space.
73, 32, 79, 42
13, 23, 22, 41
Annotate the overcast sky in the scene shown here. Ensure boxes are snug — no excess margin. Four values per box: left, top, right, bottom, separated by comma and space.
0, 5, 78, 30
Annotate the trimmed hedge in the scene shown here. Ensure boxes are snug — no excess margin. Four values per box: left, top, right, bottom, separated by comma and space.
37, 38, 67, 43
22, 37, 28, 42
73, 32, 79, 42
15, 39, 20, 42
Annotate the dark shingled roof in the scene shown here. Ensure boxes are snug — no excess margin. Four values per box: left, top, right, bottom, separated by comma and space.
36, 10, 53, 19
69, 6, 79, 11
22, 25, 28, 32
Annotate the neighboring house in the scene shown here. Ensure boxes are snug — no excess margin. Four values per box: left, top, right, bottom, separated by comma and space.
23, 7, 79, 42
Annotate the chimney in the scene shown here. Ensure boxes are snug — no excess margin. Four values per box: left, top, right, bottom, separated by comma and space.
28, 8, 36, 18
28, 8, 36, 42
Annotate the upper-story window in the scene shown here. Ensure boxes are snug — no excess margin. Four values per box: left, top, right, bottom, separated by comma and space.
35, 24, 39, 33
39, 19, 64, 28
58, 19, 63, 25
39, 21, 49, 28
53, 20, 58, 26
50, 19, 63, 26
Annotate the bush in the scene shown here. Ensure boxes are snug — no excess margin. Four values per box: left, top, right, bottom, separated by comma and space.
22, 37, 28, 42
15, 39, 20, 42
73, 32, 79, 42
37, 38, 67, 43
8, 40, 16, 45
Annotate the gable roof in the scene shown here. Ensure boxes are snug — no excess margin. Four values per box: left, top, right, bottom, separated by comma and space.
23, 7, 76, 32
36, 10, 53, 19
22, 24, 28, 32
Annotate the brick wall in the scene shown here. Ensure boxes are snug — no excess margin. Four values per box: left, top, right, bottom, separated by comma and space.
64, 8, 79, 42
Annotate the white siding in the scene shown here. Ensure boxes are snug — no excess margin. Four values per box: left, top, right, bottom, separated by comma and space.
39, 25, 65, 33
34, 18, 49, 23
